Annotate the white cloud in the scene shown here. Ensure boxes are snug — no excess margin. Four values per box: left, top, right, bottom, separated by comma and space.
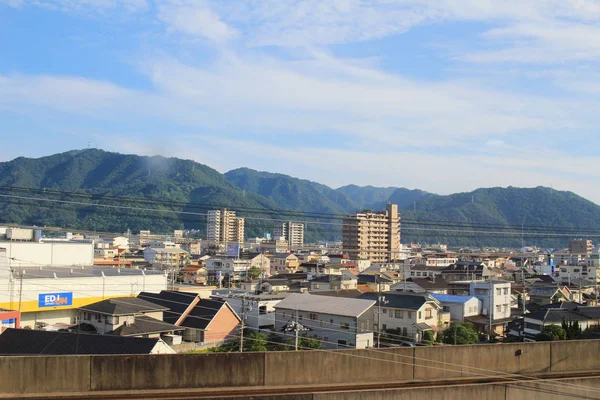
156, 0, 237, 42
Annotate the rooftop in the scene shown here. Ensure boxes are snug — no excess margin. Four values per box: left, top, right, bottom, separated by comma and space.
0, 328, 161, 355
78, 297, 168, 316
429, 293, 477, 304
275, 293, 375, 318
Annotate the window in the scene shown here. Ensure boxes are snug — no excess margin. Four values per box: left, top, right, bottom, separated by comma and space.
340, 322, 350, 329
418, 311, 422, 319
425, 309, 433, 319
259, 306, 267, 315
408, 311, 413, 319
309, 313, 318, 320
402, 327, 408, 337
503, 288, 509, 295
314, 284, 320, 289
496, 288, 501, 296
395, 310, 403, 319
382, 308, 387, 314
496, 305, 501, 313
382, 324, 387, 331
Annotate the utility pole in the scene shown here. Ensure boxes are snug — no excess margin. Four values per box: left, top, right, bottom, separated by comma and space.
18, 270, 23, 312
488, 279, 493, 342
294, 309, 299, 351
239, 295, 247, 352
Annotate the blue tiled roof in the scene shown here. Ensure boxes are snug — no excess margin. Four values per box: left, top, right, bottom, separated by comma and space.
429, 293, 476, 304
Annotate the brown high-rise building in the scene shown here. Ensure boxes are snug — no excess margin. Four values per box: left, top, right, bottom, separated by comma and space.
342, 203, 401, 262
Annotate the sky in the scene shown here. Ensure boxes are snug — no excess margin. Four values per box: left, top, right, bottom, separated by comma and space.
1, 1, 600, 203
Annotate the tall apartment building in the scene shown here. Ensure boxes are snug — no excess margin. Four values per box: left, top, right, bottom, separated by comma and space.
342, 203, 401, 263
569, 239, 593, 255
273, 221, 304, 249
207, 209, 245, 245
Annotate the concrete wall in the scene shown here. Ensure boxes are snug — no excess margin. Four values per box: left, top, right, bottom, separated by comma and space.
414, 342, 551, 380
90, 353, 265, 391
2, 340, 600, 395
0, 355, 91, 394
264, 348, 414, 386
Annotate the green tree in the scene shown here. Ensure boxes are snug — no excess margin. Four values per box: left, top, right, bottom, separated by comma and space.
298, 335, 323, 350
442, 323, 479, 345
247, 266, 261, 280
422, 330, 434, 345
245, 332, 268, 352
536, 325, 567, 341
561, 320, 582, 340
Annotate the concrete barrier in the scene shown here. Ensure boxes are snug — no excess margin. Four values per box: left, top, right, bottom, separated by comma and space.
264, 348, 414, 386
550, 339, 600, 372
0, 355, 91, 394
90, 352, 265, 391
413, 342, 551, 380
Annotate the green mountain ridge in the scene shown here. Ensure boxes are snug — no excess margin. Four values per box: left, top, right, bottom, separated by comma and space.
0, 149, 598, 247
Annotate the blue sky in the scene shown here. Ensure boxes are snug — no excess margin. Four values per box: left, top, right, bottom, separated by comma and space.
2, 0, 600, 203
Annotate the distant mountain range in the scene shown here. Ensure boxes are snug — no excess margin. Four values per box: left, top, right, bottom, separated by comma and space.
0, 149, 599, 247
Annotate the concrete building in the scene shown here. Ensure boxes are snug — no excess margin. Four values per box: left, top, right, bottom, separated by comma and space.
0, 241, 94, 268
569, 239, 593, 255
558, 265, 600, 284
342, 203, 401, 263
207, 209, 245, 246
0, 266, 167, 328
275, 293, 375, 349
143, 247, 189, 268
273, 221, 305, 249
468, 280, 512, 335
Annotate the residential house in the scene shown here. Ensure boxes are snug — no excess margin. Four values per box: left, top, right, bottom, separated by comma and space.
529, 285, 571, 306
429, 293, 482, 323
270, 253, 300, 274
298, 262, 355, 277
0, 328, 175, 355
180, 265, 208, 285
212, 292, 288, 331
466, 280, 512, 335
138, 291, 240, 344
143, 247, 189, 268
408, 265, 445, 279
392, 277, 450, 294
441, 261, 488, 281
274, 293, 375, 349
359, 292, 446, 342
78, 297, 182, 339
523, 307, 600, 340
205, 257, 252, 285
357, 275, 393, 292
310, 271, 358, 292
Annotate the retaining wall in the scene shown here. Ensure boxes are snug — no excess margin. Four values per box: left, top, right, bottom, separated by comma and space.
1, 340, 599, 395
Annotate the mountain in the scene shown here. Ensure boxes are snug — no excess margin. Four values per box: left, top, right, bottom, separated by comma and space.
335, 185, 399, 210
400, 186, 600, 247
387, 188, 438, 211
1, 149, 599, 247
224, 168, 352, 215
0, 149, 279, 235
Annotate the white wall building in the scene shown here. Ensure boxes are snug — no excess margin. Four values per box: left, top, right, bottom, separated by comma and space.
0, 267, 167, 328
0, 241, 94, 268
470, 280, 512, 321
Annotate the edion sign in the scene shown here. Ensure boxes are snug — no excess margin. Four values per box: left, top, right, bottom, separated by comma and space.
38, 292, 73, 307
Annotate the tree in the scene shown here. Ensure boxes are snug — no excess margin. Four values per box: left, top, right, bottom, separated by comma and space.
248, 266, 261, 280
245, 332, 268, 352
422, 330, 434, 345
298, 335, 323, 350
441, 323, 479, 345
562, 320, 582, 340
536, 325, 567, 341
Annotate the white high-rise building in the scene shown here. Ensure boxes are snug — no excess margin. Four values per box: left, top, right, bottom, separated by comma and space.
207, 209, 245, 245
273, 221, 304, 249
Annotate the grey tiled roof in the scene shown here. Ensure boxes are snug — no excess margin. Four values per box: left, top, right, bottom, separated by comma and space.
79, 297, 168, 316
274, 293, 375, 318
